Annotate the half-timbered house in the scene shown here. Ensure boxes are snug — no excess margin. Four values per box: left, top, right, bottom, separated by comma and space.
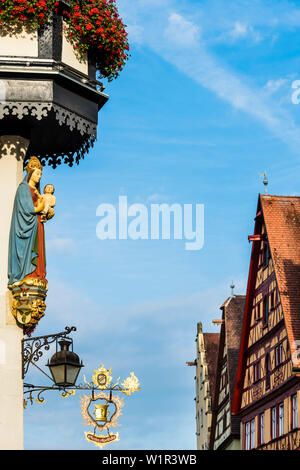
209, 295, 245, 450
188, 322, 220, 450
232, 195, 300, 450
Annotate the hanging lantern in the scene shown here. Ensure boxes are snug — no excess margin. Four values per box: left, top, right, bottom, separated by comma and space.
47, 339, 83, 387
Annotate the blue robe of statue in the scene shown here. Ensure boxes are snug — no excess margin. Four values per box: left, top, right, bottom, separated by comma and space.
8, 176, 38, 286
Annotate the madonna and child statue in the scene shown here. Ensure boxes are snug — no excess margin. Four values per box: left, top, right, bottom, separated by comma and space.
8, 156, 56, 334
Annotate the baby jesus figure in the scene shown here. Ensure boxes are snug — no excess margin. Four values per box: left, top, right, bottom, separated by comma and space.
40, 184, 56, 222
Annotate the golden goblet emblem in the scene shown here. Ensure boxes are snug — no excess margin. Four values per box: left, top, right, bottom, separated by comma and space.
93, 404, 110, 423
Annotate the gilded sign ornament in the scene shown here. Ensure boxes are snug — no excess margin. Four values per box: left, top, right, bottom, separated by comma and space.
80, 391, 123, 449
78, 365, 140, 449
92, 365, 113, 389
121, 372, 141, 396
23, 357, 140, 448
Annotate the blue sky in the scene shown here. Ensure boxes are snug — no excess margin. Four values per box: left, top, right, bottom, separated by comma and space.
24, 0, 300, 450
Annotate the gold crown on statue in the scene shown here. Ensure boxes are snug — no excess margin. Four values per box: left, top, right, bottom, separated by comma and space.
25, 156, 43, 174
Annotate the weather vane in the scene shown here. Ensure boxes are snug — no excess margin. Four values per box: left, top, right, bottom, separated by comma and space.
230, 281, 235, 298
259, 172, 268, 194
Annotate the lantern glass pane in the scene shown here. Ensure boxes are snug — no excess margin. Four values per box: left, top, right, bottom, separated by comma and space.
50, 364, 65, 386
66, 365, 80, 386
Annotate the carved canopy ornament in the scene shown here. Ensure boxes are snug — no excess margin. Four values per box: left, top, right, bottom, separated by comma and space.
0, 101, 97, 169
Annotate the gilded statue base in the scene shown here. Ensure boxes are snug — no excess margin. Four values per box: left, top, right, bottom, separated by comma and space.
8, 278, 48, 335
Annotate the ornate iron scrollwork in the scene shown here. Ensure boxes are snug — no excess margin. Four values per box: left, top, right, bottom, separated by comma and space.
22, 326, 77, 379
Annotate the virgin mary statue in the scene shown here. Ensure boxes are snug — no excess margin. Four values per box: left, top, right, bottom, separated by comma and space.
8, 156, 46, 287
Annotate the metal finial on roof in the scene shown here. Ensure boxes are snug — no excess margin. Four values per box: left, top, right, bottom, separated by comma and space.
230, 281, 235, 298
259, 172, 268, 194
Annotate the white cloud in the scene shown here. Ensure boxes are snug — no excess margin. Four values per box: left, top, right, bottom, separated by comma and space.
229, 21, 262, 42
230, 21, 248, 38
119, 1, 300, 153
147, 193, 170, 202
47, 237, 77, 253
164, 12, 200, 47
264, 78, 288, 95
126, 23, 144, 44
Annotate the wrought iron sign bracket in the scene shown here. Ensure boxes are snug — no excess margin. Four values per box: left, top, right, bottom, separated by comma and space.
22, 325, 77, 379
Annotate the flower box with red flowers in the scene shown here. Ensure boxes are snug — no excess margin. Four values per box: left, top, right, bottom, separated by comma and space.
0, 0, 130, 82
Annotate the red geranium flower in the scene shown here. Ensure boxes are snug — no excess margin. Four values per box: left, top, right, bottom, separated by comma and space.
0, 0, 130, 81
64, 0, 130, 81
0, 0, 55, 28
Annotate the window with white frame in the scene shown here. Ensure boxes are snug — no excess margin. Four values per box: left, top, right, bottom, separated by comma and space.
292, 394, 298, 429
245, 421, 251, 450
245, 419, 255, 450
227, 410, 231, 428
253, 360, 260, 383
259, 413, 265, 445
272, 406, 277, 439
275, 343, 283, 368
265, 353, 271, 389
219, 417, 223, 435
251, 418, 255, 449
278, 403, 284, 436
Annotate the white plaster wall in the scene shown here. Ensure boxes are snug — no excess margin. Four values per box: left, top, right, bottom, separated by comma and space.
195, 330, 212, 450
0, 136, 28, 450
62, 22, 88, 75
0, 31, 38, 58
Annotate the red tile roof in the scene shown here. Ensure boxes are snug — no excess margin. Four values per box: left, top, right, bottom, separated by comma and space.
261, 194, 300, 368
232, 194, 300, 415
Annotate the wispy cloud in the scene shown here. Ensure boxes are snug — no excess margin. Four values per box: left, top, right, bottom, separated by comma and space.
264, 78, 289, 96
47, 237, 77, 253
159, 14, 300, 151
120, 1, 300, 153
164, 12, 200, 47
146, 193, 170, 203
228, 21, 262, 42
